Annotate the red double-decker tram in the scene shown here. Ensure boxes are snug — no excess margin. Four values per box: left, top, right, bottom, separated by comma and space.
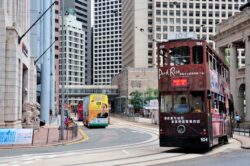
157, 39, 234, 149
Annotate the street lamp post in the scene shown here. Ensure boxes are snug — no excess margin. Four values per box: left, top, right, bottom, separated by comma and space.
60, 0, 65, 141
18, 1, 56, 44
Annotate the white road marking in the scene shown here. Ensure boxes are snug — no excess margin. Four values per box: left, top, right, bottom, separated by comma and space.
22, 158, 36, 161
131, 130, 145, 134
10, 161, 18, 164
122, 150, 130, 155
22, 161, 34, 165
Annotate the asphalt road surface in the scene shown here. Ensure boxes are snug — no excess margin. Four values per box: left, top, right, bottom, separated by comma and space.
0, 118, 247, 166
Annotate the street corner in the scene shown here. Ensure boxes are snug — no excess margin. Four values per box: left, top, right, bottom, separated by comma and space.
67, 127, 89, 145
77, 127, 89, 142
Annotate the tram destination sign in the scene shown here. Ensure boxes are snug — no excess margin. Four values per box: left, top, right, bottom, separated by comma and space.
168, 32, 197, 41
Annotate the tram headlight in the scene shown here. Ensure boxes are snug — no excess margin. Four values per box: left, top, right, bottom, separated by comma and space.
177, 125, 186, 134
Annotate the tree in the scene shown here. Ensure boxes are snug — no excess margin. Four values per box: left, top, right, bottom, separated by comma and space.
145, 88, 158, 102
130, 90, 143, 113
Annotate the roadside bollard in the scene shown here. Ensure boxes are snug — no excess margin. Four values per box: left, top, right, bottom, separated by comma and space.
67, 129, 69, 141
32, 129, 35, 145
47, 128, 50, 144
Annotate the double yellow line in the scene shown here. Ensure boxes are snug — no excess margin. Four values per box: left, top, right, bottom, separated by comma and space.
67, 127, 89, 145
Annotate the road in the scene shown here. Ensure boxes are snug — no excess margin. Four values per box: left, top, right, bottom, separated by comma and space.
0, 118, 248, 166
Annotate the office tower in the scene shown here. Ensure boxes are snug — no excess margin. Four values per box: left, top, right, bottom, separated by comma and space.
64, 0, 92, 85
93, 0, 122, 85
122, 0, 148, 68
59, 14, 85, 104
122, 0, 248, 68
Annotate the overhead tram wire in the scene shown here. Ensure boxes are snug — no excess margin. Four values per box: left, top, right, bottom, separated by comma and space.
134, 26, 159, 43
111, 7, 148, 15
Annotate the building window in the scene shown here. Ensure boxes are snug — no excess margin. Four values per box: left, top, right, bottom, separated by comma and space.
156, 10, 161, 16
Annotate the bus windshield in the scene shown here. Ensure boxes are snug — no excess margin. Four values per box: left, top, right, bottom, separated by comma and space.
160, 91, 204, 114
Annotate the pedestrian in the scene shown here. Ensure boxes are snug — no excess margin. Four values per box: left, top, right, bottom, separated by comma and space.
235, 113, 241, 128
74, 106, 77, 117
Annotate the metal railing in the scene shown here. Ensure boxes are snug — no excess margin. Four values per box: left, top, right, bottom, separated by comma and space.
233, 124, 250, 137
32, 125, 79, 145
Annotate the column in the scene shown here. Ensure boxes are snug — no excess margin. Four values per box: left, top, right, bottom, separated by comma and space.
229, 43, 238, 114
40, 0, 51, 123
5, 28, 21, 128
244, 36, 250, 121
217, 47, 226, 60
50, 0, 55, 115
0, 10, 6, 127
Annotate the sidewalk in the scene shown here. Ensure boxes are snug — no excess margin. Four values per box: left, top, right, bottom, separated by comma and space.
233, 128, 250, 149
0, 115, 84, 149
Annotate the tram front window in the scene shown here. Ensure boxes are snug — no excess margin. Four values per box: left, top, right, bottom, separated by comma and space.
160, 92, 204, 114
160, 94, 189, 114
173, 95, 189, 114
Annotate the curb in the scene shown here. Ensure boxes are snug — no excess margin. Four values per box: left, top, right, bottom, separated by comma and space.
233, 135, 250, 149
66, 127, 89, 145
0, 128, 86, 150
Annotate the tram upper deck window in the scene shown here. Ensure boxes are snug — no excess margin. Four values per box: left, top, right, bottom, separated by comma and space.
192, 46, 203, 64
170, 46, 190, 66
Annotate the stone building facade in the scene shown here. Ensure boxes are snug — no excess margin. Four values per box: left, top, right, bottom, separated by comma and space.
112, 68, 158, 113
0, 0, 37, 128
213, 3, 250, 121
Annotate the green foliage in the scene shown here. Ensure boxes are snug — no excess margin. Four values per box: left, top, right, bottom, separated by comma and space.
145, 88, 158, 102
130, 88, 158, 112
130, 90, 143, 111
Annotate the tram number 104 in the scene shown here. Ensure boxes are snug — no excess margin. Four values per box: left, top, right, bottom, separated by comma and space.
201, 137, 208, 142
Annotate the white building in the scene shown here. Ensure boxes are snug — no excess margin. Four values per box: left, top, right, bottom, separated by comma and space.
64, 0, 92, 85
122, 0, 148, 68
59, 14, 85, 105
122, 0, 248, 68
93, 0, 122, 85
0, 0, 37, 128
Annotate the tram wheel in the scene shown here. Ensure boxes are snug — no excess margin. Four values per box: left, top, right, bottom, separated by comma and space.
219, 136, 228, 144
224, 136, 229, 144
